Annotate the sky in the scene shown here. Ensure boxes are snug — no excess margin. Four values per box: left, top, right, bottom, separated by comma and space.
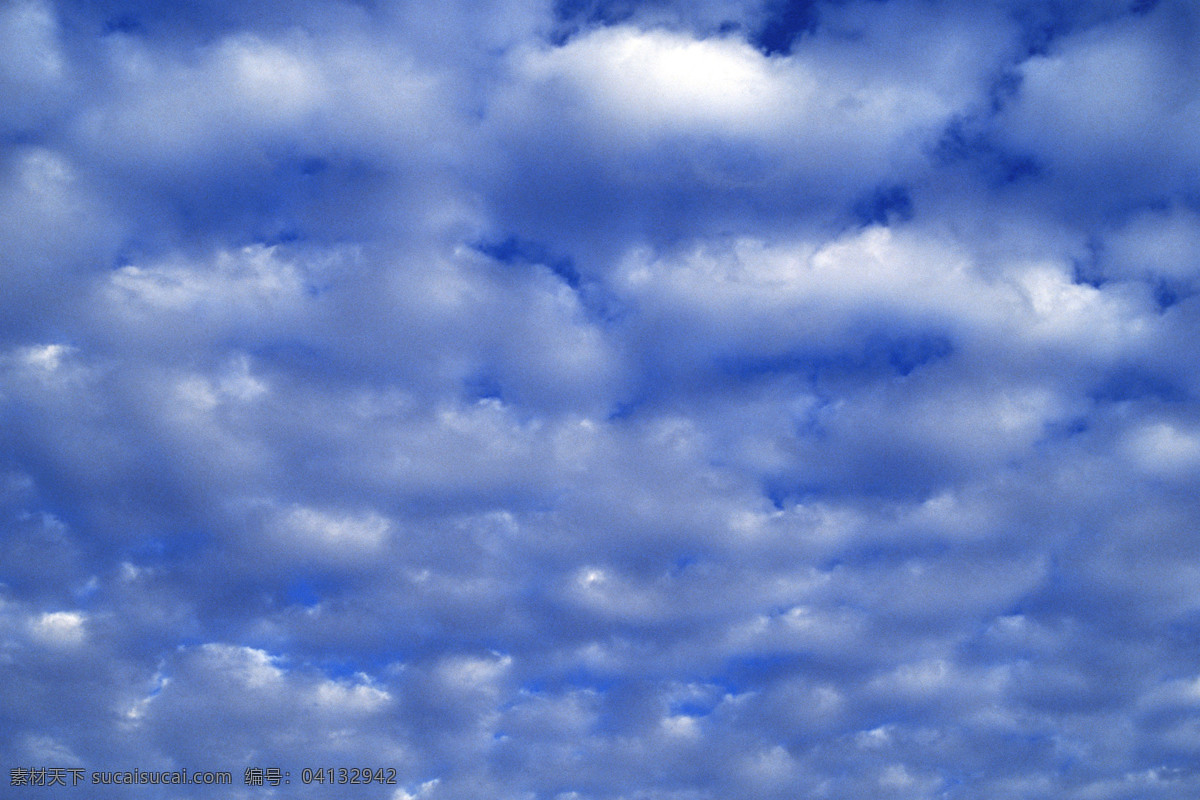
2, 0, 1200, 797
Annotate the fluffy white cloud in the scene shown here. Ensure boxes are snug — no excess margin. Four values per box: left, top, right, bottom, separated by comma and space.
3, 1, 1200, 798
997, 1, 1200, 200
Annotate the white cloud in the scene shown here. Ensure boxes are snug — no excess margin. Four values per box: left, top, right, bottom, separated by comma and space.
30, 610, 87, 646
520, 27, 795, 134
998, 4, 1200, 197
196, 643, 284, 689
1123, 421, 1200, 477
104, 245, 306, 315
3, 2, 1200, 798
1104, 205, 1200, 285
272, 505, 392, 556
393, 778, 441, 800
311, 675, 392, 713
77, 25, 450, 170
501, 23, 957, 197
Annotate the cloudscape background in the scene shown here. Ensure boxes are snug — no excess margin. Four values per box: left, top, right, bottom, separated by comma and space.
3, 0, 1200, 797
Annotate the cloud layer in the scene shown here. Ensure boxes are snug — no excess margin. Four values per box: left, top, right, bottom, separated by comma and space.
3, 1, 1200, 798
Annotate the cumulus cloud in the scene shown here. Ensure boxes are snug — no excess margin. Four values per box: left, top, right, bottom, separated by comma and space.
2, 1, 1200, 798
997, 1, 1200, 202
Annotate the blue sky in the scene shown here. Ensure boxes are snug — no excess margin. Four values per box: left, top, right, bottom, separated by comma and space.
3, 0, 1200, 797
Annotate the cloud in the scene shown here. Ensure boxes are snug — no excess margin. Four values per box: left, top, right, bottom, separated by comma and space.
2, 1, 1200, 799
1103, 204, 1200, 289
28, 610, 87, 647
482, 19, 973, 258
995, 0, 1200, 205
0, 0, 68, 133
